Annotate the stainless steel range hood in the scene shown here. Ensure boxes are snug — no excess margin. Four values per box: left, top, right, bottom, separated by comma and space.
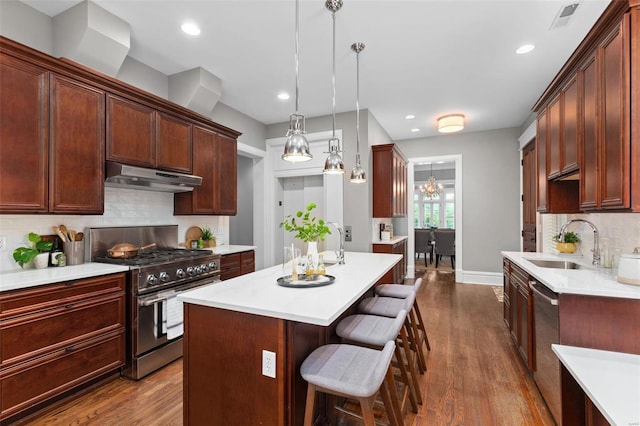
105, 162, 202, 193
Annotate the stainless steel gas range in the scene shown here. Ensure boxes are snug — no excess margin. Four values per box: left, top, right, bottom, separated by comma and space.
87, 225, 220, 380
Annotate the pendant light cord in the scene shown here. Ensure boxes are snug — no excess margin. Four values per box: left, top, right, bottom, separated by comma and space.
295, 0, 300, 114
331, 11, 336, 140
355, 47, 361, 163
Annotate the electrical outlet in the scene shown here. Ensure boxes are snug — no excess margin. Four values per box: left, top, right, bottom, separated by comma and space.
344, 226, 352, 242
0, 236, 6, 252
262, 350, 276, 378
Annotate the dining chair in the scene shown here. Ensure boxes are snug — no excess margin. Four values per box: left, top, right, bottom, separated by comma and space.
414, 229, 430, 266
434, 229, 455, 268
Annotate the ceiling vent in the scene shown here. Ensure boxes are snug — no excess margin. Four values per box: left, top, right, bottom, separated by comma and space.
550, 3, 580, 29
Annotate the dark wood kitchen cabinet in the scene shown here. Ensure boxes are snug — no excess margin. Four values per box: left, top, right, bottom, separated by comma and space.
503, 258, 534, 372
220, 250, 255, 280
521, 142, 537, 252
372, 144, 407, 218
0, 273, 126, 424
49, 74, 105, 213
0, 55, 49, 212
106, 96, 192, 173
0, 53, 104, 214
174, 125, 237, 215
372, 239, 407, 284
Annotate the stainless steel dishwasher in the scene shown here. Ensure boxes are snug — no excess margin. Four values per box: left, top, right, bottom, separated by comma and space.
530, 279, 560, 424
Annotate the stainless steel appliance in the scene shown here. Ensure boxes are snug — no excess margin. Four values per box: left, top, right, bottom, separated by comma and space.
88, 225, 220, 380
530, 279, 560, 424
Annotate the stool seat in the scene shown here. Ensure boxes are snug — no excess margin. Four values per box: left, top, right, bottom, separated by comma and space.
375, 285, 414, 299
337, 311, 406, 347
359, 293, 414, 318
301, 342, 395, 398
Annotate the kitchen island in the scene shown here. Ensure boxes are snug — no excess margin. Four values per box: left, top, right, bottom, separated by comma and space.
177, 251, 402, 425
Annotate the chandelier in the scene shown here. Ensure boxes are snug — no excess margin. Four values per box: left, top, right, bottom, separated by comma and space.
419, 164, 443, 198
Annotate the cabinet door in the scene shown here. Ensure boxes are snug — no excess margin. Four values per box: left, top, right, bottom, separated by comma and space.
215, 134, 237, 215
106, 95, 155, 168
522, 142, 537, 252
536, 111, 548, 212
600, 19, 630, 209
580, 54, 599, 210
561, 76, 579, 175
0, 55, 49, 212
156, 112, 192, 173
547, 95, 562, 179
49, 75, 105, 213
175, 125, 216, 214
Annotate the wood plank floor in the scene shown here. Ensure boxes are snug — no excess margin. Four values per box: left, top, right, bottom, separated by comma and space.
27, 270, 554, 425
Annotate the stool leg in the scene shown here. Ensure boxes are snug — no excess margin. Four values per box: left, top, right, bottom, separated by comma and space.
413, 301, 431, 351
394, 345, 419, 413
400, 323, 423, 405
359, 397, 377, 426
408, 310, 427, 373
380, 366, 405, 426
304, 384, 316, 426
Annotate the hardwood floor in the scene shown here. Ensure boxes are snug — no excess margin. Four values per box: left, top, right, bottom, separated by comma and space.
26, 270, 553, 426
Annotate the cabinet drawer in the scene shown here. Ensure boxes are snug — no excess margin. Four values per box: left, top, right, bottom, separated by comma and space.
0, 330, 124, 421
241, 251, 254, 266
0, 273, 125, 319
1, 294, 125, 368
221, 253, 241, 269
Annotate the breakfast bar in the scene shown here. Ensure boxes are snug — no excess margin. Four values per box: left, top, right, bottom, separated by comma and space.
177, 251, 402, 425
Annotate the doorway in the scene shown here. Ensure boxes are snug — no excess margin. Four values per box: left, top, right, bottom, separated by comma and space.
406, 154, 463, 282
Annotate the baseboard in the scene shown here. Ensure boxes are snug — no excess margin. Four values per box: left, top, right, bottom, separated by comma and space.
460, 270, 502, 286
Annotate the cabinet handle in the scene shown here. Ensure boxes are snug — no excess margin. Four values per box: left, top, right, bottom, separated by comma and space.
65, 346, 74, 352
64, 304, 74, 309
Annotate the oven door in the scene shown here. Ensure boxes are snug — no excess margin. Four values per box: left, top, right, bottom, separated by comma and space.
135, 277, 219, 356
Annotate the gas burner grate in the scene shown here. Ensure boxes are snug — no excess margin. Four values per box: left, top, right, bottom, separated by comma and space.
95, 248, 214, 266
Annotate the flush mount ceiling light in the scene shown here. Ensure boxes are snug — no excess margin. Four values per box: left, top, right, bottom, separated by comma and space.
181, 22, 200, 36
350, 42, 367, 183
437, 114, 465, 133
323, 0, 345, 175
282, 0, 312, 162
516, 44, 535, 54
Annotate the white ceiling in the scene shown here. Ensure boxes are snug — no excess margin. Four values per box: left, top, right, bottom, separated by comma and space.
21, 0, 610, 140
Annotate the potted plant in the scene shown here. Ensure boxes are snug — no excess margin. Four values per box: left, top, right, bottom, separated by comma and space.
553, 231, 581, 254
280, 202, 331, 268
13, 232, 54, 269
200, 226, 216, 248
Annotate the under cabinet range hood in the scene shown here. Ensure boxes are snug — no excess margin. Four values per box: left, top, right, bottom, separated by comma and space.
105, 162, 202, 193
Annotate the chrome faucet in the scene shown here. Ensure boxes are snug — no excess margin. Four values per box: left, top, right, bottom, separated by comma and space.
559, 219, 600, 267
329, 222, 345, 264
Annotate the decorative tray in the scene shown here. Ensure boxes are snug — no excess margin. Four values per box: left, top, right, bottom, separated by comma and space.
277, 274, 335, 288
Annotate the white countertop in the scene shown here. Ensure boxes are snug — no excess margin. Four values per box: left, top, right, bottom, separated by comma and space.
552, 344, 640, 425
0, 263, 130, 293
178, 251, 401, 326
502, 251, 640, 300
210, 245, 257, 255
372, 235, 408, 245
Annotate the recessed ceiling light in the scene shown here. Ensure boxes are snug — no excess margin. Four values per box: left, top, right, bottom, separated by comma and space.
411, 128, 420, 133
516, 44, 535, 54
181, 22, 201, 36
405, 114, 415, 120
277, 92, 290, 100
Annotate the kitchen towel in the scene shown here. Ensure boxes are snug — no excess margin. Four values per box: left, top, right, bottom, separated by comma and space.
161, 290, 184, 340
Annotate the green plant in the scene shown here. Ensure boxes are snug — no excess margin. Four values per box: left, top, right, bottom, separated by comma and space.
553, 231, 581, 244
280, 202, 331, 243
12, 232, 54, 268
200, 226, 214, 241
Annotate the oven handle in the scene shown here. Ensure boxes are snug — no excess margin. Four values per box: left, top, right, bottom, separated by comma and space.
530, 281, 558, 306
139, 296, 167, 307
138, 275, 220, 307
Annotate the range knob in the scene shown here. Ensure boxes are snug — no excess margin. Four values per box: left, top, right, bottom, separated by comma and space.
186, 266, 195, 276
176, 268, 186, 279
201, 264, 209, 272
147, 274, 158, 285
159, 272, 170, 282
209, 261, 217, 270
195, 265, 203, 274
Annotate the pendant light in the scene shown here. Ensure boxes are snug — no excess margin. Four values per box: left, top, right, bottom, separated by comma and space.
323, 0, 345, 174
419, 163, 444, 199
350, 42, 367, 183
282, 0, 312, 162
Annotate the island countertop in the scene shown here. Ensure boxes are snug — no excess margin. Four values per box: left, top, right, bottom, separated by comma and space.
178, 251, 401, 326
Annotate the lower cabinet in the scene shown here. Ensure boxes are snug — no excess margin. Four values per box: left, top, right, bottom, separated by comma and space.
503, 258, 534, 371
220, 250, 255, 281
0, 273, 126, 423
372, 239, 407, 284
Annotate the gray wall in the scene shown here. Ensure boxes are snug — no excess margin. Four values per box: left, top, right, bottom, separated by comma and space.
397, 128, 522, 273
267, 110, 390, 253
0, 1, 53, 54
229, 156, 254, 245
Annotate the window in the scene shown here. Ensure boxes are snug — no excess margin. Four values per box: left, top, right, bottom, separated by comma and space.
414, 186, 454, 229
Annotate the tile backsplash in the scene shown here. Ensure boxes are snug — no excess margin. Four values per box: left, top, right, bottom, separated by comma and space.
0, 187, 229, 272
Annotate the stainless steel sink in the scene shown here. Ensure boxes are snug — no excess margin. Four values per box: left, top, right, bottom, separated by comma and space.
527, 259, 586, 270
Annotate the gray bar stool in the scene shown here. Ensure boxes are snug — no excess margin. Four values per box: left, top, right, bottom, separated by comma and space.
301, 341, 401, 426
336, 308, 420, 415
375, 278, 432, 358
358, 294, 426, 398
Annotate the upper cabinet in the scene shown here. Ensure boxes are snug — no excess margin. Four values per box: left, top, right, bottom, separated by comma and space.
174, 126, 237, 215
533, 2, 639, 213
106, 95, 193, 173
372, 143, 407, 218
